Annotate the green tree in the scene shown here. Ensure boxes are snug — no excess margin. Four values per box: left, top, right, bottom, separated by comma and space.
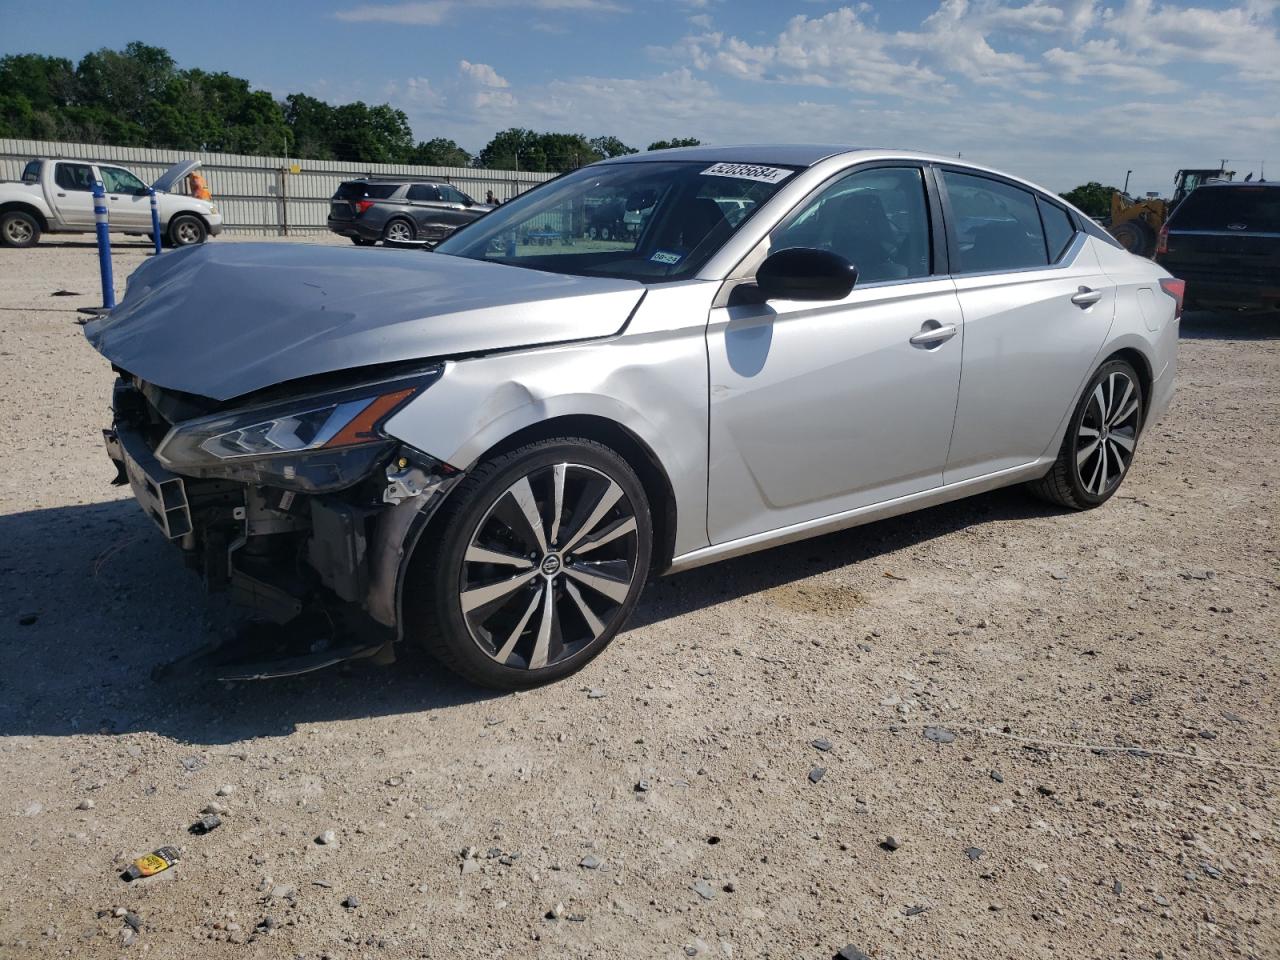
410, 137, 472, 167
329, 102, 414, 163
1060, 181, 1119, 219
479, 128, 544, 171
479, 129, 603, 172
283, 93, 338, 159
589, 135, 637, 159
646, 136, 701, 151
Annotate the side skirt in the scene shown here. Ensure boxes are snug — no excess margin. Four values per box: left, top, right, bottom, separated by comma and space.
666, 458, 1053, 574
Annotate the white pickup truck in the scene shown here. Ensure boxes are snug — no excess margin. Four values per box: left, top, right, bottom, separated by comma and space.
0, 158, 223, 248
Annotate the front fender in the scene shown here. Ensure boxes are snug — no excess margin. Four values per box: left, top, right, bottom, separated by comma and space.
382, 331, 710, 558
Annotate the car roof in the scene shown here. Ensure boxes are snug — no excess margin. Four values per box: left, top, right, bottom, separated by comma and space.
1191, 180, 1278, 188
600, 144, 868, 167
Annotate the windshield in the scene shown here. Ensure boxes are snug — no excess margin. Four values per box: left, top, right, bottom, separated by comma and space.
434, 160, 798, 281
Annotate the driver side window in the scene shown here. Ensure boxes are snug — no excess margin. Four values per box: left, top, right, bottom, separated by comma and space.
771, 167, 931, 284
100, 166, 147, 194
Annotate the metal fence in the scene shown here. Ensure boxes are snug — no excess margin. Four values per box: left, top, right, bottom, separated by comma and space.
0, 138, 554, 235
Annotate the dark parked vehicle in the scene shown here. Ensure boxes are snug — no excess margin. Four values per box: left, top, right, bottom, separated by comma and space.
1157, 182, 1280, 312
327, 178, 494, 246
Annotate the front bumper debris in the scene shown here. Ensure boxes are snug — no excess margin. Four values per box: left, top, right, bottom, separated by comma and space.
103, 377, 461, 679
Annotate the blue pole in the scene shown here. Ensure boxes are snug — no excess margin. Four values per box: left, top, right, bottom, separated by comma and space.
92, 180, 115, 310
148, 188, 162, 256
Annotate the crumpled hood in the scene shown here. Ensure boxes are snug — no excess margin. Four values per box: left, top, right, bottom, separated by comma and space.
84, 243, 645, 401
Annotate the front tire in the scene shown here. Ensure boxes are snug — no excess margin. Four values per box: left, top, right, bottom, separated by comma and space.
168, 214, 207, 247
1029, 359, 1144, 509
0, 210, 41, 247
406, 439, 652, 690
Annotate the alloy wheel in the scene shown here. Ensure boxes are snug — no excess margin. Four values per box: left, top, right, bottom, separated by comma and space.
175, 220, 200, 244
385, 220, 413, 242
4, 219, 33, 244
458, 462, 639, 671
1075, 370, 1140, 496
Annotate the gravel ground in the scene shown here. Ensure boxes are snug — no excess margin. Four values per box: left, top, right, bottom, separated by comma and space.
1, 236, 1277, 960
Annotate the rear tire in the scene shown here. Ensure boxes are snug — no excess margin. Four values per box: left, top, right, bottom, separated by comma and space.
405, 438, 652, 690
0, 210, 41, 247
382, 218, 415, 243
1028, 359, 1144, 510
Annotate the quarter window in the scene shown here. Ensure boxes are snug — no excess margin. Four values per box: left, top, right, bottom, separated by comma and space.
942, 171, 1048, 273
772, 167, 932, 284
1038, 198, 1076, 261
55, 162, 95, 192
407, 184, 440, 202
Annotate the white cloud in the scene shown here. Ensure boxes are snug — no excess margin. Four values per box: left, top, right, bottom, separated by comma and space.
655, 9, 954, 99
372, 1, 1279, 198
1101, 0, 1280, 82
1042, 38, 1181, 94
334, 0, 626, 24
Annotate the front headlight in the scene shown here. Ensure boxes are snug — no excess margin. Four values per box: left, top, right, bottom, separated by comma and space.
154, 369, 440, 492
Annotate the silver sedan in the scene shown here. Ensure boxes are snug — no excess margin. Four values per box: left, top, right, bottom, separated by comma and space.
86, 145, 1181, 688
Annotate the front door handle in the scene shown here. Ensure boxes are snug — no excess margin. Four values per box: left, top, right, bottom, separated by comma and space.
1071, 286, 1103, 307
909, 322, 958, 348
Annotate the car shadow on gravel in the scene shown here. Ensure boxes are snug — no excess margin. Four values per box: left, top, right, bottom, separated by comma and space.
0, 484, 1059, 745
1180, 308, 1280, 340
0, 499, 502, 746
633, 485, 1059, 629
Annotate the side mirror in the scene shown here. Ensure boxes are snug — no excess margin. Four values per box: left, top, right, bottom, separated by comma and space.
756, 247, 858, 301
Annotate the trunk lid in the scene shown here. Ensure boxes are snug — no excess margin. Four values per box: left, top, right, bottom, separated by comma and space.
1160, 185, 1280, 286
83, 243, 645, 402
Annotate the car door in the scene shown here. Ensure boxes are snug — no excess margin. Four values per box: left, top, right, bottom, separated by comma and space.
938, 168, 1117, 483
51, 161, 97, 228
99, 165, 151, 230
405, 183, 447, 239
706, 164, 965, 545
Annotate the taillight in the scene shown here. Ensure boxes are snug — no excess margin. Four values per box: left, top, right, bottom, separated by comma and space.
355, 199, 376, 214
1159, 277, 1185, 320
1155, 223, 1169, 256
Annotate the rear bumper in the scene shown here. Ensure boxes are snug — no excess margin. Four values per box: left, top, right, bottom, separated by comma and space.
1183, 279, 1280, 310
327, 218, 379, 241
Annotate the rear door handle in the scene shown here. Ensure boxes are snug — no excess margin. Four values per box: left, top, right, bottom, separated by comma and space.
909, 322, 958, 348
1071, 286, 1103, 307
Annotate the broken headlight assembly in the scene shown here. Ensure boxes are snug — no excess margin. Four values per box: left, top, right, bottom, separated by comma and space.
153, 368, 441, 492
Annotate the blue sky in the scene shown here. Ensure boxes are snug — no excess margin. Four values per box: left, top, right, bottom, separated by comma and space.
3, 0, 1278, 195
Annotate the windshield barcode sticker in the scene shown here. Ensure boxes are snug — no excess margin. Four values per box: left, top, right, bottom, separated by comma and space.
701, 163, 793, 184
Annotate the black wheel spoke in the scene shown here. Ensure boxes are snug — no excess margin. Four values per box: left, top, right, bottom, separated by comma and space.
1075, 370, 1139, 497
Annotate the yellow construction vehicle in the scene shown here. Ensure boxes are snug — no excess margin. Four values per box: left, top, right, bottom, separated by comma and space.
1109, 166, 1234, 257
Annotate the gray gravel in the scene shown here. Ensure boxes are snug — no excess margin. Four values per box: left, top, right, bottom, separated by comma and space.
1, 236, 1278, 959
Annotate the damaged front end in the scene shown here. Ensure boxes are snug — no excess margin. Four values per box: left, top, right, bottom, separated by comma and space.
102, 369, 460, 679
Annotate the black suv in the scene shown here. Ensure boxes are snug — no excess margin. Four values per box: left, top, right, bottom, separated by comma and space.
1157, 182, 1280, 312
327, 179, 494, 246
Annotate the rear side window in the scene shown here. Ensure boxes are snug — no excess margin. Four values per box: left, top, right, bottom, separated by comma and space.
21, 160, 41, 183
943, 170, 1048, 273
55, 162, 95, 192
407, 184, 440, 201
334, 181, 399, 200
1170, 187, 1280, 233
1038, 198, 1076, 261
